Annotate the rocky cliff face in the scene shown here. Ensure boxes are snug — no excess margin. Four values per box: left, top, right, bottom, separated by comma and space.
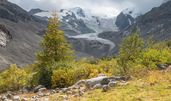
0, 1, 46, 70
115, 12, 134, 31
125, 1, 171, 40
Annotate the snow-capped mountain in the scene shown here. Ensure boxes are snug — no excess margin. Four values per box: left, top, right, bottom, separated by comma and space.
31, 7, 119, 34
29, 7, 135, 58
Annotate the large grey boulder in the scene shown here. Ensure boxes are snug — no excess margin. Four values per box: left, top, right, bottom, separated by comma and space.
85, 76, 108, 89
33, 85, 45, 93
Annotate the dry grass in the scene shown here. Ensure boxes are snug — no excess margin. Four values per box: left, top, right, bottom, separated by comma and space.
49, 70, 171, 101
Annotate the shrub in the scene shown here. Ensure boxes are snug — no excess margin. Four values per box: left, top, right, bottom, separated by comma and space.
0, 64, 28, 92
142, 48, 171, 69
117, 30, 145, 75
52, 68, 76, 88
51, 59, 116, 88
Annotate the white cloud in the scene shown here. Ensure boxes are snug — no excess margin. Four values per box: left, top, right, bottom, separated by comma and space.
9, 0, 165, 17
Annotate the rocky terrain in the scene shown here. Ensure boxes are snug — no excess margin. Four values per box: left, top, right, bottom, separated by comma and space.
0, 74, 130, 101
0, 0, 46, 70
121, 0, 171, 40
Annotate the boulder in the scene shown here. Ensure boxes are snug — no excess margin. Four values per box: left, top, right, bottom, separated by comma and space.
93, 84, 102, 89
33, 85, 45, 93
20, 87, 29, 94
38, 87, 47, 92
74, 80, 86, 86
1, 95, 7, 100
66, 91, 72, 95
85, 76, 108, 89
62, 88, 70, 93
55, 88, 60, 93
6, 92, 13, 99
102, 85, 109, 92
50, 90, 56, 94
100, 78, 110, 85
157, 64, 168, 70
108, 81, 117, 87
37, 92, 45, 97
13, 96, 21, 101
78, 90, 84, 96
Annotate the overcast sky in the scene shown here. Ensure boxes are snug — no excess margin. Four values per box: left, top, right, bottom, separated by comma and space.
9, 0, 165, 17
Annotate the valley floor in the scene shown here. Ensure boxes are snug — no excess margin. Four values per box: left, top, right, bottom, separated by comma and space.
1, 70, 171, 101
49, 70, 171, 101
70, 81, 171, 101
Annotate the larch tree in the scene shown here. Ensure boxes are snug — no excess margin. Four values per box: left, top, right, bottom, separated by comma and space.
36, 13, 73, 88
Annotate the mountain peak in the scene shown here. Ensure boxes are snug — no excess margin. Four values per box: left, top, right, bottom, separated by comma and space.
70, 7, 86, 18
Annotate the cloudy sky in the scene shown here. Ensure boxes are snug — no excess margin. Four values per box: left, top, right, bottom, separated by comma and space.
9, 0, 165, 17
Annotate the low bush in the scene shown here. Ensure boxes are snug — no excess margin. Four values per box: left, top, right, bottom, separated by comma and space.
0, 64, 28, 92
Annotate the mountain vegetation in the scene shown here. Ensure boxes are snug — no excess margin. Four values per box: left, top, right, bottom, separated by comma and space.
0, 14, 170, 94
0, 1, 171, 100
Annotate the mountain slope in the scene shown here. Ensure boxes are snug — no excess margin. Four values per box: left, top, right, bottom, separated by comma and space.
129, 1, 171, 40
0, 0, 46, 70
32, 7, 119, 58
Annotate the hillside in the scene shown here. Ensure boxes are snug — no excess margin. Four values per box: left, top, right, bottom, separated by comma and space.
0, 0, 46, 70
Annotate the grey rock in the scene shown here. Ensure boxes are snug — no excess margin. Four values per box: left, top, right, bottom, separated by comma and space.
102, 85, 109, 92
100, 78, 110, 85
38, 87, 47, 92
93, 84, 102, 89
62, 88, 69, 93
50, 90, 56, 94
6, 93, 13, 99
108, 81, 117, 88
85, 76, 107, 89
78, 90, 84, 96
34, 85, 45, 93
37, 92, 45, 97
1, 95, 7, 100
13, 96, 20, 101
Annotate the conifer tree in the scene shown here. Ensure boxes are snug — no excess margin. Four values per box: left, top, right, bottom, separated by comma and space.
36, 13, 73, 88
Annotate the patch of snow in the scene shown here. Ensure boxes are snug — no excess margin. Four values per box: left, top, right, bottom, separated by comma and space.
128, 18, 132, 25
34, 11, 52, 18
66, 19, 69, 22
